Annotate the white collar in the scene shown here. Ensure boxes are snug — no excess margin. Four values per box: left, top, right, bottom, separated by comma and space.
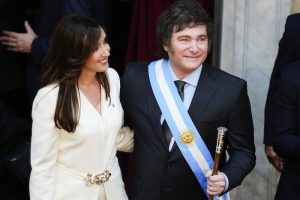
168, 62, 202, 87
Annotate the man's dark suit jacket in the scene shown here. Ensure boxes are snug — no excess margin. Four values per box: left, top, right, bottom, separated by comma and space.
121, 62, 256, 200
272, 61, 300, 200
264, 13, 300, 145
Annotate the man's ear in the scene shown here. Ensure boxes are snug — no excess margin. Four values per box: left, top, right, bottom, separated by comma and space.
208, 40, 213, 53
163, 45, 169, 52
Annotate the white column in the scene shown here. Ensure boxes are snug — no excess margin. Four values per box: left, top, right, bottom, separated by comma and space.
220, 0, 291, 199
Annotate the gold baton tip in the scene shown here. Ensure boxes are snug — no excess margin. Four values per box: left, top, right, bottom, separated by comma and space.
216, 127, 227, 153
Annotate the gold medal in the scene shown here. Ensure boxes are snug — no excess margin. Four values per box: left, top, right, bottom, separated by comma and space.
180, 130, 194, 144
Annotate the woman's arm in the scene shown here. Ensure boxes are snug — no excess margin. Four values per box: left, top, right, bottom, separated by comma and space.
30, 86, 58, 200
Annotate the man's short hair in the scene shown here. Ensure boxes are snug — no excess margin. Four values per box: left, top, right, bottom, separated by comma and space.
156, 0, 213, 59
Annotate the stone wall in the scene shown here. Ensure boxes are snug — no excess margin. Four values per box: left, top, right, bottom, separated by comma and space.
220, 0, 291, 199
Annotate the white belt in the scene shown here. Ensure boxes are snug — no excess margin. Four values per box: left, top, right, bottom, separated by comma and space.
56, 163, 111, 186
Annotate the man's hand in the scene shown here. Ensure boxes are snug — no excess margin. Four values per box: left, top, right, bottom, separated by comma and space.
0, 21, 37, 53
206, 171, 225, 196
265, 145, 283, 172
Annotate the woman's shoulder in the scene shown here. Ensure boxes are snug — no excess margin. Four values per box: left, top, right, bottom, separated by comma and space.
106, 67, 120, 80
106, 68, 121, 89
32, 84, 59, 110
36, 84, 59, 99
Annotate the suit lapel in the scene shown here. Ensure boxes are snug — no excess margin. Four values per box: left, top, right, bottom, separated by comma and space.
188, 64, 219, 121
169, 64, 219, 160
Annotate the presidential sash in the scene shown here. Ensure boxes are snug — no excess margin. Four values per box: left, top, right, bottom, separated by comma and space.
148, 59, 229, 200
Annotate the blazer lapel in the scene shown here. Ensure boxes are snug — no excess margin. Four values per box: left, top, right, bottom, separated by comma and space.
188, 64, 219, 122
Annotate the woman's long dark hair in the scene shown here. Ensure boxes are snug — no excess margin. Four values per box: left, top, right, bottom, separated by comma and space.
41, 15, 111, 133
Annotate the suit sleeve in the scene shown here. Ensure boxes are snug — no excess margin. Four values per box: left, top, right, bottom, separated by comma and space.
264, 15, 293, 145
29, 88, 58, 200
221, 81, 256, 191
61, 0, 93, 17
31, 37, 49, 69
272, 71, 300, 159
60, 0, 107, 25
120, 64, 134, 129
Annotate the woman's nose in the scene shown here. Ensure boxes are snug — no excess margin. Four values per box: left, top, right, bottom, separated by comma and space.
102, 43, 110, 56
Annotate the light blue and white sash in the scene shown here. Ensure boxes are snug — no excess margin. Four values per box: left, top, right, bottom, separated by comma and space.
148, 59, 229, 200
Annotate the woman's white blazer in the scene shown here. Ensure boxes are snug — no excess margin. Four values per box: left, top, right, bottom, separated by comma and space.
30, 68, 133, 200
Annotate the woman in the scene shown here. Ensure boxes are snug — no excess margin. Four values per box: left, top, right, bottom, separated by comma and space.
29, 15, 133, 200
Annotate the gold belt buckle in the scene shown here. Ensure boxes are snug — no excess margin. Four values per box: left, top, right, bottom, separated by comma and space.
84, 170, 111, 186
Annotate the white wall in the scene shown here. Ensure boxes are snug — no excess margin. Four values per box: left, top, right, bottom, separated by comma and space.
220, 0, 291, 199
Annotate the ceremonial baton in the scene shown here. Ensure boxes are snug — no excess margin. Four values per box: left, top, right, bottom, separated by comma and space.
208, 127, 227, 200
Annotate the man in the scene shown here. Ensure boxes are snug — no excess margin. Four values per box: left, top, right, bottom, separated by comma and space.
121, 0, 256, 199
264, 13, 300, 172
271, 61, 300, 199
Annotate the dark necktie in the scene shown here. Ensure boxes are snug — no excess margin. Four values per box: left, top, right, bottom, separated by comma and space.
162, 80, 186, 145
174, 80, 186, 100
